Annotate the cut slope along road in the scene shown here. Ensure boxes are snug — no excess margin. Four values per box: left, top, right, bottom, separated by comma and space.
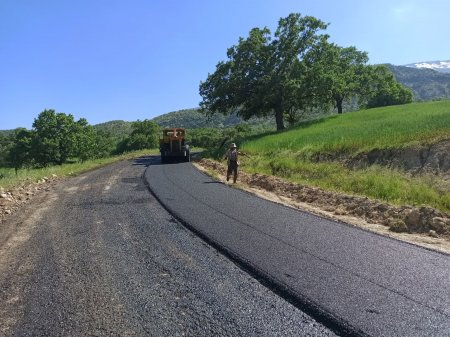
145, 157, 450, 337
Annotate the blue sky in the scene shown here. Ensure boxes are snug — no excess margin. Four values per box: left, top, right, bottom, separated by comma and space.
1, 0, 448, 129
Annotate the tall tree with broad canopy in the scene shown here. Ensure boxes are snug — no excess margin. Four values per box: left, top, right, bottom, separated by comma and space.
72, 118, 98, 162
304, 42, 370, 114
7, 128, 34, 174
364, 65, 414, 108
199, 13, 328, 131
0, 134, 13, 167
32, 110, 79, 165
306, 43, 413, 113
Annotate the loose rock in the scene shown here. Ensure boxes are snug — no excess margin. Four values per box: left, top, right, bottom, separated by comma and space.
404, 209, 422, 231
430, 217, 449, 234
429, 230, 439, 238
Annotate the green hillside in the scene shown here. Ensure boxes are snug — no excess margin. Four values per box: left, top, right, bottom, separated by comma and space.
0, 130, 14, 137
89, 109, 273, 138
238, 101, 450, 212
152, 108, 274, 129
93, 120, 133, 139
243, 100, 450, 156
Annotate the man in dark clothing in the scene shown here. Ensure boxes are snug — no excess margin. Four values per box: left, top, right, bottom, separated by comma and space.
224, 143, 240, 183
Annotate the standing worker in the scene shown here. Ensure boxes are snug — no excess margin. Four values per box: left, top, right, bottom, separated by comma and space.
224, 143, 245, 183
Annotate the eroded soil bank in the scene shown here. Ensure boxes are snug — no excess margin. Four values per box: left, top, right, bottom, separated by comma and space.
347, 139, 450, 176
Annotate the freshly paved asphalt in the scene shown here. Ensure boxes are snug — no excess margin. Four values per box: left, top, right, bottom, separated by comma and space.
0, 157, 336, 336
145, 156, 450, 337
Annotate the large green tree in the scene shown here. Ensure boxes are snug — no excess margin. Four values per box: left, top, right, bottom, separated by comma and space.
31, 109, 99, 166
93, 129, 116, 158
0, 134, 13, 167
305, 43, 370, 114
4, 110, 113, 170
364, 65, 414, 108
116, 119, 160, 153
7, 128, 34, 173
199, 13, 328, 131
72, 118, 98, 162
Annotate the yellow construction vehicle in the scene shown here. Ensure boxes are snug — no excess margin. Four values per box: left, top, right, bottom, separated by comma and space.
159, 128, 190, 163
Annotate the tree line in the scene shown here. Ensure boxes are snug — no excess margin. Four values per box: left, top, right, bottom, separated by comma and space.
0, 110, 161, 172
199, 13, 413, 130
0, 108, 269, 173
0, 108, 274, 174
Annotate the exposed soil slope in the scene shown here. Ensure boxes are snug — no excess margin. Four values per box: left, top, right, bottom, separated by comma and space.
347, 139, 450, 175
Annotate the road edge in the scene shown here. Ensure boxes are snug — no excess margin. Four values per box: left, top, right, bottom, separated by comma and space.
142, 164, 370, 337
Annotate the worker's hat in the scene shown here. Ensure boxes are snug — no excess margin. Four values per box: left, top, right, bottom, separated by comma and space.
230, 143, 237, 148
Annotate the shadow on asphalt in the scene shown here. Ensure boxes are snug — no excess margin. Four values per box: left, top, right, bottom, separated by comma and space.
131, 155, 180, 167
131, 156, 154, 167
132, 154, 202, 167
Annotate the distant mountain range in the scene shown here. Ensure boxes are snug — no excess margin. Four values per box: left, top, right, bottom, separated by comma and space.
388, 62, 450, 101
404, 60, 450, 74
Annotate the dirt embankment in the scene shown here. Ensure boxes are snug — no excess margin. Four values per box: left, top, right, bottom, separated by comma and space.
347, 139, 450, 175
0, 175, 60, 224
195, 158, 450, 252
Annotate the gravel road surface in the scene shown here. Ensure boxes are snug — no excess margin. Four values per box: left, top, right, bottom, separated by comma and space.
145, 156, 450, 337
0, 157, 336, 336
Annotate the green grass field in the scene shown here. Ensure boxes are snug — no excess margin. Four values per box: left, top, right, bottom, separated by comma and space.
243, 101, 450, 156
238, 101, 450, 212
0, 149, 158, 190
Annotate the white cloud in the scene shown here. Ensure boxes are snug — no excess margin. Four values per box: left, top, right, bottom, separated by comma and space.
389, 1, 428, 23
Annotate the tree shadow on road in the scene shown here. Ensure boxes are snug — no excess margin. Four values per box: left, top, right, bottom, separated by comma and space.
131, 155, 169, 167
131, 155, 193, 167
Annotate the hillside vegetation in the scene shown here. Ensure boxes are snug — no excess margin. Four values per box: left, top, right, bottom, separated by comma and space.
0, 130, 14, 137
243, 101, 450, 155
152, 108, 274, 129
93, 120, 133, 139
235, 101, 450, 212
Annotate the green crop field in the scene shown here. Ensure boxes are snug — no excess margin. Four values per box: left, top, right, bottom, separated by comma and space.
238, 101, 450, 212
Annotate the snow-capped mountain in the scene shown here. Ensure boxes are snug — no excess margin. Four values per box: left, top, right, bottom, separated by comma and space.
405, 60, 450, 74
